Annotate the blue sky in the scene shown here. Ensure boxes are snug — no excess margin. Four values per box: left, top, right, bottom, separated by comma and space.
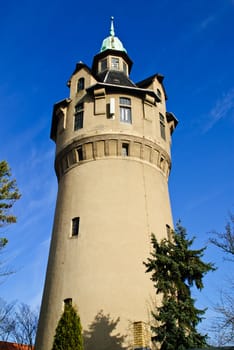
1, 0, 234, 345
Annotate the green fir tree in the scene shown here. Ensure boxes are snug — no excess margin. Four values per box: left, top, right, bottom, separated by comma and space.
52, 301, 83, 350
144, 222, 215, 350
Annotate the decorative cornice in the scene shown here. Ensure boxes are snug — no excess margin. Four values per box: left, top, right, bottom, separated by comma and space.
55, 133, 171, 181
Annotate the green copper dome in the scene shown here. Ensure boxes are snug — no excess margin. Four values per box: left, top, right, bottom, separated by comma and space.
100, 17, 127, 53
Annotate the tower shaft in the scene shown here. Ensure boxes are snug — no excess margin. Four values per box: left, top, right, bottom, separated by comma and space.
35, 20, 177, 350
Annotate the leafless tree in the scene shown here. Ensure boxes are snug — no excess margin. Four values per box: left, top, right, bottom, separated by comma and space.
210, 214, 234, 345
210, 213, 234, 260
12, 303, 38, 348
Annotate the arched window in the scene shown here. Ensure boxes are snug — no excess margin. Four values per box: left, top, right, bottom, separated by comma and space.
77, 77, 85, 92
157, 88, 162, 100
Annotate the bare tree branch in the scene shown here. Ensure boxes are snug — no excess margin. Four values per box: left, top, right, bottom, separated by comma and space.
209, 214, 234, 261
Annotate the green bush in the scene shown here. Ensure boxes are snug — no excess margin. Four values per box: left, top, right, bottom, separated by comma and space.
52, 302, 83, 350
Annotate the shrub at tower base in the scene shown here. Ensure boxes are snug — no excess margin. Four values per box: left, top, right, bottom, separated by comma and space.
144, 222, 215, 350
51, 302, 83, 350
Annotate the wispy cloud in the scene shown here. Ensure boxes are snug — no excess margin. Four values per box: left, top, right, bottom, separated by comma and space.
199, 15, 216, 31
203, 88, 234, 133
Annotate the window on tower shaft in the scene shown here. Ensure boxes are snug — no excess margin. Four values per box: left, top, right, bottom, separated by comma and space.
74, 103, 84, 130
122, 143, 129, 156
119, 97, 132, 123
77, 146, 83, 161
166, 224, 172, 241
72, 217, 80, 237
64, 298, 72, 307
159, 113, 166, 140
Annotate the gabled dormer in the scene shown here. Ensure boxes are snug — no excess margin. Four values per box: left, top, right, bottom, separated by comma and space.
67, 62, 97, 99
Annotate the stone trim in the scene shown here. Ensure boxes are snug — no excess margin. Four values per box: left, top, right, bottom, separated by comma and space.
55, 134, 171, 180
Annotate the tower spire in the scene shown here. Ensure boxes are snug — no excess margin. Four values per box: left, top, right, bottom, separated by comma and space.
110, 16, 115, 37
100, 16, 127, 53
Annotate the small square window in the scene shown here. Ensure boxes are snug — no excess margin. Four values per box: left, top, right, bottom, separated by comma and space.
101, 59, 107, 72
166, 224, 172, 241
122, 143, 129, 156
77, 147, 83, 161
123, 62, 127, 75
111, 57, 119, 70
72, 217, 80, 236
64, 298, 72, 307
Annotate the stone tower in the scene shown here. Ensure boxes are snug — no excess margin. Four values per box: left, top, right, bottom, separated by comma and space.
35, 18, 177, 350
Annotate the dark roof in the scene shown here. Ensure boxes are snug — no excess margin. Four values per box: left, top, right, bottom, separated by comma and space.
86, 82, 161, 102
136, 73, 164, 86
166, 111, 179, 128
136, 73, 167, 100
96, 70, 136, 88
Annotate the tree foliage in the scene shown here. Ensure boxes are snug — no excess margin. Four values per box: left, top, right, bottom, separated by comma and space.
0, 160, 20, 277
144, 222, 215, 350
0, 160, 21, 228
52, 302, 83, 350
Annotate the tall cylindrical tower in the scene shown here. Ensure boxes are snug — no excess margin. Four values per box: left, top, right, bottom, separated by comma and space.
35, 18, 177, 350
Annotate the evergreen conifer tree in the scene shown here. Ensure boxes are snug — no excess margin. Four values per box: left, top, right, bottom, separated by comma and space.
144, 222, 215, 350
52, 301, 83, 350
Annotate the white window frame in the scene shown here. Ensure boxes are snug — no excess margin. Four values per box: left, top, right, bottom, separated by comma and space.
119, 97, 132, 124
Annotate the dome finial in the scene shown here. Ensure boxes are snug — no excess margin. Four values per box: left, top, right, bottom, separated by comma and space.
100, 16, 127, 53
110, 16, 115, 37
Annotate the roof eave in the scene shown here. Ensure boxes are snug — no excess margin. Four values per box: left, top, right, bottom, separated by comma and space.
50, 98, 71, 141
86, 82, 160, 101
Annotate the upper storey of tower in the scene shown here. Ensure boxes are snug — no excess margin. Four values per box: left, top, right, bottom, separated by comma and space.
50, 18, 178, 180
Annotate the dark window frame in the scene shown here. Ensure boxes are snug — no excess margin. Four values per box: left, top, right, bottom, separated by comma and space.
72, 217, 80, 237
77, 77, 85, 92
100, 58, 107, 72
74, 103, 84, 130
159, 113, 166, 140
64, 298, 72, 307
77, 146, 83, 161
122, 143, 129, 156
